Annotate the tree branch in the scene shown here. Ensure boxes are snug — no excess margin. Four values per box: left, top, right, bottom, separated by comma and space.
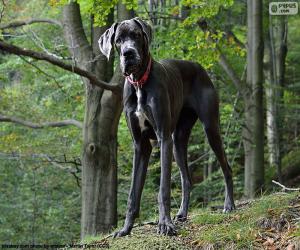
62, 2, 93, 67
0, 152, 81, 166
218, 52, 246, 94
0, 18, 62, 29
0, 152, 81, 187
224, 30, 246, 49
272, 180, 300, 192
0, 114, 82, 129
188, 152, 210, 168
43, 154, 81, 187
0, 40, 122, 94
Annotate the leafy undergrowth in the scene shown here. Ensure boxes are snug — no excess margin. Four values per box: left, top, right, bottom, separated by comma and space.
83, 193, 300, 250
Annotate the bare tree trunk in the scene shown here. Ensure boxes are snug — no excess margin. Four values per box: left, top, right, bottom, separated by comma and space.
160, 0, 166, 26
62, 2, 134, 238
264, 36, 278, 172
81, 71, 123, 236
117, 1, 135, 20
148, 0, 157, 25
62, 2, 114, 236
265, 15, 287, 183
81, 2, 134, 237
243, 0, 264, 198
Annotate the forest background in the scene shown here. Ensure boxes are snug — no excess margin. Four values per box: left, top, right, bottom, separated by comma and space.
0, 0, 299, 245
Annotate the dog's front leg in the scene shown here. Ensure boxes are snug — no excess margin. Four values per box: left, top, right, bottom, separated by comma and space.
157, 136, 176, 235
114, 123, 152, 237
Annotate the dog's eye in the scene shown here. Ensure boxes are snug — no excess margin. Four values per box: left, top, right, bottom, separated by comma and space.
130, 32, 140, 39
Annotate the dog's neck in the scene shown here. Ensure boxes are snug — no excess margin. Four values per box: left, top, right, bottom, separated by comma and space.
128, 53, 152, 85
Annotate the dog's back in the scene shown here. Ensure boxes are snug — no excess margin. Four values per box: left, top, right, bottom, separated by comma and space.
156, 59, 218, 121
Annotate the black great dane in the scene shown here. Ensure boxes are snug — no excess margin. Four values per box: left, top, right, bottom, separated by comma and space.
98, 17, 235, 237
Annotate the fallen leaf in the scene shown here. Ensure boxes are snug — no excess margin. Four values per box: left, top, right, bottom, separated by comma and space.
286, 244, 295, 250
263, 237, 275, 246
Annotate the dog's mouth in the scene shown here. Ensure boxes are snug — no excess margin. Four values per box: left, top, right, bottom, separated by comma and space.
123, 61, 141, 77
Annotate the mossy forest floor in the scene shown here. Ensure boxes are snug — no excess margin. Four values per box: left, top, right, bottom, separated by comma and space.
83, 192, 300, 250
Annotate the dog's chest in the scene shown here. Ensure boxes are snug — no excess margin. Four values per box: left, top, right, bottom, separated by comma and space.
135, 88, 151, 130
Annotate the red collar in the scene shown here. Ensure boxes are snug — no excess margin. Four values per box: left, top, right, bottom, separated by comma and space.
126, 57, 152, 88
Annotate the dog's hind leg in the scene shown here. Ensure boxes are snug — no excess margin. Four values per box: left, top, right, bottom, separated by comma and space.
195, 87, 236, 212
203, 120, 235, 212
172, 108, 197, 221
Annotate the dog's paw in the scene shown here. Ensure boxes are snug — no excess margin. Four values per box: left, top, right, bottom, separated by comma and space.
223, 203, 236, 213
174, 213, 187, 222
113, 228, 131, 238
157, 220, 176, 236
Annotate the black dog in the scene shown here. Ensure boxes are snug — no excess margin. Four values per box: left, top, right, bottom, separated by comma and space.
99, 17, 235, 237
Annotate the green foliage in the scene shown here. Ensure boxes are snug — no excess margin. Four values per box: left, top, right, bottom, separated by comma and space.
49, 0, 138, 26
121, 0, 138, 10
150, 0, 237, 69
90, 0, 137, 26
0, 1, 82, 242
282, 149, 300, 171
153, 24, 220, 68
190, 169, 244, 207
79, 0, 118, 25
0, 159, 80, 244
181, 0, 234, 24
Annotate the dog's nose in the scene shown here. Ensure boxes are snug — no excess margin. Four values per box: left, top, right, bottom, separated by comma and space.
123, 48, 135, 59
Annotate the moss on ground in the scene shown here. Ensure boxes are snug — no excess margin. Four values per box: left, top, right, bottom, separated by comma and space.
82, 192, 300, 250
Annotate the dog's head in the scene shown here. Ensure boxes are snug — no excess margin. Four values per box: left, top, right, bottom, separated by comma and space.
98, 17, 152, 76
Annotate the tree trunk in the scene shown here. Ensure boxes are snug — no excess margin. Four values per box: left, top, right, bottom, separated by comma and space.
81, 70, 123, 236
148, 0, 157, 25
265, 14, 287, 183
243, 0, 264, 198
118, 1, 134, 20
62, 2, 133, 238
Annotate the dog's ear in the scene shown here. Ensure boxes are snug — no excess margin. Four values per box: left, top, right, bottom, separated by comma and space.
98, 22, 118, 60
133, 17, 152, 47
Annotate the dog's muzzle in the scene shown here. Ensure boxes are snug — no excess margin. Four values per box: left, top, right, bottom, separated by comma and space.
121, 47, 141, 76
